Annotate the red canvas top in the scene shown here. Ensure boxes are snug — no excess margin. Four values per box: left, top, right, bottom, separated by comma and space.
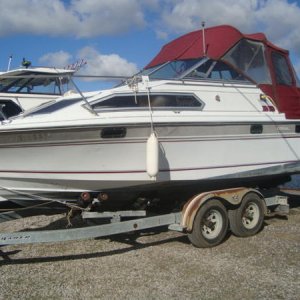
146, 25, 300, 119
146, 25, 287, 69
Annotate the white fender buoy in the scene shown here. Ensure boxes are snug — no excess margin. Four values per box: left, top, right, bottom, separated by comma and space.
146, 132, 159, 180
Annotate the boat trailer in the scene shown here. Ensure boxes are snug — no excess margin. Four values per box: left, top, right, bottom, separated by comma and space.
0, 187, 290, 248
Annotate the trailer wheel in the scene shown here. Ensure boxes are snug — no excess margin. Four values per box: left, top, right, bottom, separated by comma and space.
228, 192, 264, 237
188, 199, 228, 248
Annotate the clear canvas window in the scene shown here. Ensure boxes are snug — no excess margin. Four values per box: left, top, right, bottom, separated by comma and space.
291, 62, 300, 87
223, 39, 271, 84
296, 73, 300, 87
271, 52, 292, 86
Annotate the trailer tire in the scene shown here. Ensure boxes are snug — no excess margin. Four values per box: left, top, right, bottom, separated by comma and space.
228, 192, 264, 237
188, 199, 228, 248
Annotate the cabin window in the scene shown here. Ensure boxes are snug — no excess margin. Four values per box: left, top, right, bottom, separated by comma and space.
271, 52, 293, 86
0, 100, 22, 120
223, 39, 271, 84
92, 93, 203, 110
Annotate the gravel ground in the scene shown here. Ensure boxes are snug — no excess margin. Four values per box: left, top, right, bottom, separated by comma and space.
0, 198, 299, 300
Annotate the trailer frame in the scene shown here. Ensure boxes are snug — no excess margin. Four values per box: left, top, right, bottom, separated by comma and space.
0, 187, 290, 247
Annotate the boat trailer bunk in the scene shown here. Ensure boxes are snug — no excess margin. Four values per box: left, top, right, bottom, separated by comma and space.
0, 187, 291, 248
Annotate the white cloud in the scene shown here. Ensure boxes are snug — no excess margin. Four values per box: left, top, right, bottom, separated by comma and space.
70, 0, 145, 37
0, 0, 146, 37
0, 0, 78, 36
156, 0, 300, 55
254, 0, 300, 52
77, 46, 138, 77
39, 51, 72, 68
158, 0, 258, 35
1, 0, 300, 61
38, 47, 138, 78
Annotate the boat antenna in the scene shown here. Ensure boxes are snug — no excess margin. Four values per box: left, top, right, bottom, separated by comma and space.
7, 55, 12, 71
202, 21, 206, 57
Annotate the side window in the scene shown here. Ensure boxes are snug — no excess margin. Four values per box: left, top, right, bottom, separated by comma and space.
151, 94, 201, 108
92, 94, 203, 110
271, 52, 293, 86
296, 74, 300, 88
92, 95, 138, 109
291, 65, 300, 87
0, 100, 22, 119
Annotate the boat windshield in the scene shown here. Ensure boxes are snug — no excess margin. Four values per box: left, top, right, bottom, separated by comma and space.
142, 59, 200, 79
140, 58, 248, 82
182, 59, 247, 81
0, 72, 75, 95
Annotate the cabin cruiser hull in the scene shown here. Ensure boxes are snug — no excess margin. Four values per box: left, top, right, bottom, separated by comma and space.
1, 24, 300, 217
0, 121, 299, 210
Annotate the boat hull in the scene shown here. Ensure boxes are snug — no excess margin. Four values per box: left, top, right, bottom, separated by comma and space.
0, 121, 299, 209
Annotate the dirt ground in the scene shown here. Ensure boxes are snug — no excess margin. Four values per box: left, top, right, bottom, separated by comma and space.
0, 197, 299, 300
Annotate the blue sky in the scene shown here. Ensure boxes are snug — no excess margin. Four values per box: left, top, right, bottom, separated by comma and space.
0, 0, 300, 90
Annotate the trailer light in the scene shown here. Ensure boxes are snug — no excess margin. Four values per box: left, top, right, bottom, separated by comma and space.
81, 192, 91, 202
98, 192, 109, 201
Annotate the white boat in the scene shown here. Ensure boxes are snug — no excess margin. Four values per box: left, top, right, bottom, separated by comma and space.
0, 25, 299, 211
0, 66, 76, 120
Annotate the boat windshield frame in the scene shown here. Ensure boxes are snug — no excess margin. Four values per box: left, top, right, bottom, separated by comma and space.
139, 61, 171, 77
138, 57, 249, 83
178, 57, 210, 79
141, 59, 201, 80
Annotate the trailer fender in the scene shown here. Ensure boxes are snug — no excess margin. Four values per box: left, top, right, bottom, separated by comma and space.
181, 188, 264, 232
